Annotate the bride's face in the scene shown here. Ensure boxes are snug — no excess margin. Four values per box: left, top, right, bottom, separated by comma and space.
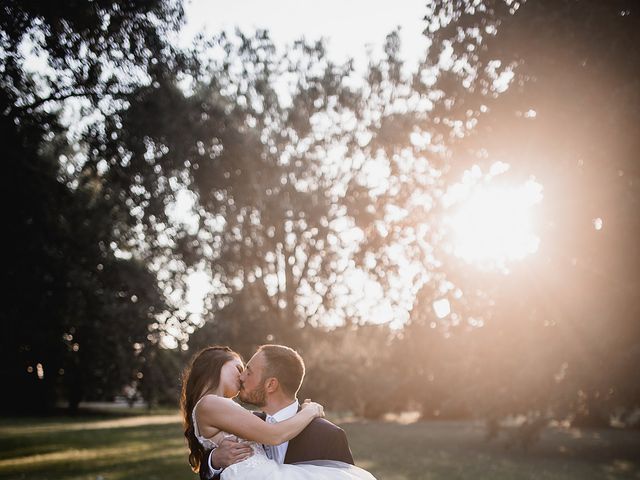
219, 357, 244, 398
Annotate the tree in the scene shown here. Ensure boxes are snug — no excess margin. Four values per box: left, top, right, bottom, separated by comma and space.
384, 0, 640, 424
430, 0, 640, 422
307, 0, 640, 426
1, 0, 186, 412
183, 31, 370, 354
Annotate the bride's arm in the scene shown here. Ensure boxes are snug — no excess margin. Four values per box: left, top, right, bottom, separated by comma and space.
197, 396, 322, 446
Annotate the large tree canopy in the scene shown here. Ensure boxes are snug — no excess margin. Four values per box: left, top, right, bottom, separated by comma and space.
2, 0, 638, 426
1, 0, 187, 412
379, 0, 640, 423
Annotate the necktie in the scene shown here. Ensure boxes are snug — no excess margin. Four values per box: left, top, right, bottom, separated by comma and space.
264, 416, 277, 460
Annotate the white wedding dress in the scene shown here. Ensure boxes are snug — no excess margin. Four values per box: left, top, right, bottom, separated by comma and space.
192, 397, 376, 480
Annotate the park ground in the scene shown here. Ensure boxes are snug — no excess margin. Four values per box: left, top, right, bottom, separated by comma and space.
1, 409, 639, 480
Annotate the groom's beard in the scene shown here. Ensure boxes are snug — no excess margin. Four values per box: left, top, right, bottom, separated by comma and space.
239, 383, 267, 407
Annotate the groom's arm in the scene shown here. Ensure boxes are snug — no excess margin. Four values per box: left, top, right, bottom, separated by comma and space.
325, 426, 354, 465
199, 448, 216, 480
199, 440, 253, 480
286, 418, 354, 465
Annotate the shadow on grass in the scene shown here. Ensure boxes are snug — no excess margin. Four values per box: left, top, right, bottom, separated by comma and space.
0, 419, 193, 480
2, 415, 640, 480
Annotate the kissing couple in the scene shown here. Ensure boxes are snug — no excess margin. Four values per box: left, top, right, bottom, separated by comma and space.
181, 344, 376, 479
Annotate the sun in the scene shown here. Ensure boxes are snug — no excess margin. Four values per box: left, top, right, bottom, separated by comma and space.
445, 175, 543, 269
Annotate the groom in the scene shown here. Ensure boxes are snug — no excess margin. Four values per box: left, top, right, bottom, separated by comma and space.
199, 344, 354, 480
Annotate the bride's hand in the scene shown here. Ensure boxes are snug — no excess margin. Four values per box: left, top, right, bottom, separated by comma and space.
301, 399, 324, 418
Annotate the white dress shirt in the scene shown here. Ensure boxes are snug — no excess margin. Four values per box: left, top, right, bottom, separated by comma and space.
263, 399, 300, 464
207, 399, 300, 475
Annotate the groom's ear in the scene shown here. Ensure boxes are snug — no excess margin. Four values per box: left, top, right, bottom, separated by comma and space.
264, 377, 279, 393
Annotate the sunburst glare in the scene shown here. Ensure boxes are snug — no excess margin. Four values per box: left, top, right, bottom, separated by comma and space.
444, 165, 543, 269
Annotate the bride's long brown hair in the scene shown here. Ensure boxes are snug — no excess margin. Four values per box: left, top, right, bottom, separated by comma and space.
180, 345, 241, 473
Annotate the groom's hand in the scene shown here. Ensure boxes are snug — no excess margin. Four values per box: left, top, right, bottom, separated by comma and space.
211, 438, 253, 469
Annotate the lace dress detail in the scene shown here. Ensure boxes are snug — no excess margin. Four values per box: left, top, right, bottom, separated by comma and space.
192, 396, 278, 477
192, 395, 376, 479
191, 397, 219, 451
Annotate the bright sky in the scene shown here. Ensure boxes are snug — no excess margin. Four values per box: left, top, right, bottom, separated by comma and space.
180, 0, 431, 69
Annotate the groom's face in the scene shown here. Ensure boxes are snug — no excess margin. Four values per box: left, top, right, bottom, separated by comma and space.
238, 351, 268, 407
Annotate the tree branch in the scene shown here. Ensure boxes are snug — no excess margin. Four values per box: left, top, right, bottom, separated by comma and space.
8, 87, 129, 115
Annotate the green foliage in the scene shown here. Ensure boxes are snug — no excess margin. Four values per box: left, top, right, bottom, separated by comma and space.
415, 0, 640, 420
328, 0, 640, 426
301, 324, 405, 420
0, 1, 184, 412
3, 0, 639, 426
138, 345, 186, 408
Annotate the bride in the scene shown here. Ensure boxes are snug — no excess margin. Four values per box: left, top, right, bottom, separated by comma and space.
180, 346, 376, 479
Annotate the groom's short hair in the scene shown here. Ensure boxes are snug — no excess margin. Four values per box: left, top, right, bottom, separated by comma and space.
258, 344, 305, 397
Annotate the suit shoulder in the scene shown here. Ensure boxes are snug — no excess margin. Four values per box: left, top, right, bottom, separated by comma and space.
307, 417, 346, 435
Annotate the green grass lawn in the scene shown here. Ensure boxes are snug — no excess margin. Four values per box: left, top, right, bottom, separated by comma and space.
1, 410, 639, 480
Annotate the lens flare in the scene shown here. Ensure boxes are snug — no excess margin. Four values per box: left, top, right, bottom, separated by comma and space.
445, 177, 543, 269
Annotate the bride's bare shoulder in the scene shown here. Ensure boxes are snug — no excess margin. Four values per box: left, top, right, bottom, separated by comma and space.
198, 394, 241, 413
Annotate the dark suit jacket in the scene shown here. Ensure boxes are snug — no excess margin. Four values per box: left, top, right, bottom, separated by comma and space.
199, 410, 354, 480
